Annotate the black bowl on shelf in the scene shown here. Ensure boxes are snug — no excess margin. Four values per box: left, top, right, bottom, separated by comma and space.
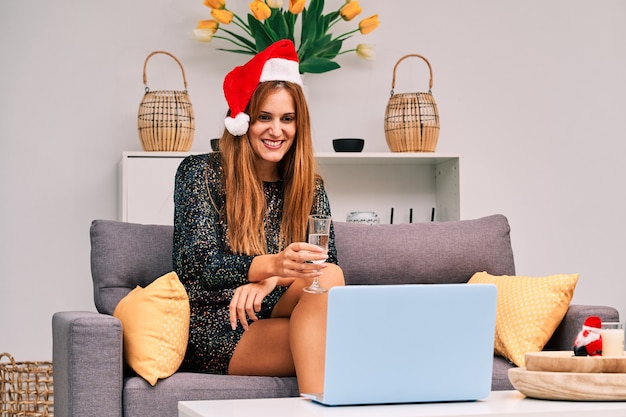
332, 138, 364, 152
210, 138, 220, 152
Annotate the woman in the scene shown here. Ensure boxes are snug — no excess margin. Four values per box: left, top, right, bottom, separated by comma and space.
173, 40, 345, 395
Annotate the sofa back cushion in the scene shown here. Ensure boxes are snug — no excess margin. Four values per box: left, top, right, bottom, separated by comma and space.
91, 220, 174, 315
90, 214, 515, 315
333, 214, 515, 285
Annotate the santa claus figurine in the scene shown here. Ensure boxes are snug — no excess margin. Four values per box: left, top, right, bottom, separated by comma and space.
573, 315, 603, 356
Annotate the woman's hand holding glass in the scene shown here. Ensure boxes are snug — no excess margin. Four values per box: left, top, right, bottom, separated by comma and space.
273, 242, 328, 278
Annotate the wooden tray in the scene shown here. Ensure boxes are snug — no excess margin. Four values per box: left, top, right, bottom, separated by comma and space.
509, 367, 626, 401
525, 351, 626, 373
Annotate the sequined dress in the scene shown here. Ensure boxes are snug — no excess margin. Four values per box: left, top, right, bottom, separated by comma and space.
173, 153, 337, 374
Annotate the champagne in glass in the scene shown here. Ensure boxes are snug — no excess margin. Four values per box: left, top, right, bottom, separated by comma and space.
308, 233, 329, 264
304, 214, 331, 293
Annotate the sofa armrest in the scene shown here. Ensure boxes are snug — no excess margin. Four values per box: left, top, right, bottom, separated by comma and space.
52, 311, 123, 417
544, 304, 620, 351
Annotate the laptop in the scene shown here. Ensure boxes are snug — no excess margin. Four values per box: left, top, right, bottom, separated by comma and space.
302, 283, 497, 406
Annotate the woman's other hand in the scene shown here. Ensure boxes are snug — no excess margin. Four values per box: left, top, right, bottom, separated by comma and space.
230, 277, 278, 330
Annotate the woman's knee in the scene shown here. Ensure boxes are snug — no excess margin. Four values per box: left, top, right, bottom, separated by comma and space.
320, 263, 345, 287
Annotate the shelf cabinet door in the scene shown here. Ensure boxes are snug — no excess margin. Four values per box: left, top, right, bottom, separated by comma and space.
120, 152, 189, 225
119, 152, 460, 226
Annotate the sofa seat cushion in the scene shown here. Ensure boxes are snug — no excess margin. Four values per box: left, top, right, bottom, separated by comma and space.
123, 373, 299, 416
491, 356, 515, 391
334, 214, 515, 285
122, 359, 513, 415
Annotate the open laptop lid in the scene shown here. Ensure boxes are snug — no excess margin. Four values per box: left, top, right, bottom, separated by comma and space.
304, 283, 497, 406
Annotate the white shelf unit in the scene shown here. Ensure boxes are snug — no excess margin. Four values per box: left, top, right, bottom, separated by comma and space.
119, 151, 461, 226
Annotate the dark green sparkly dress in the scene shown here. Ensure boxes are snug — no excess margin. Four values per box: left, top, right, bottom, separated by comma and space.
173, 153, 338, 374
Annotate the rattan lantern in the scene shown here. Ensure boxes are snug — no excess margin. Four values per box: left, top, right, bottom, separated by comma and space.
137, 51, 195, 152
384, 54, 440, 152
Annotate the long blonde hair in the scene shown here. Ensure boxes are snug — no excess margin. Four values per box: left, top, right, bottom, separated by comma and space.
219, 81, 317, 255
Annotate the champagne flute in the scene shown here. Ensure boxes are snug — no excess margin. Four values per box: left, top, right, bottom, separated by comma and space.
303, 214, 330, 294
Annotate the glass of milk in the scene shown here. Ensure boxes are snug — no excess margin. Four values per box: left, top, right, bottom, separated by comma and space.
601, 322, 625, 356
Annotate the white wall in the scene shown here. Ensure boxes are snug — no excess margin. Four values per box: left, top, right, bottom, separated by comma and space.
1, 0, 625, 360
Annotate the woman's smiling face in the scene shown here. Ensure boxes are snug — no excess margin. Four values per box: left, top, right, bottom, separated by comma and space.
248, 88, 296, 181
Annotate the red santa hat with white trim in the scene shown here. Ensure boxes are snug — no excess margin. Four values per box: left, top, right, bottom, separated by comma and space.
223, 39, 303, 136
582, 315, 602, 332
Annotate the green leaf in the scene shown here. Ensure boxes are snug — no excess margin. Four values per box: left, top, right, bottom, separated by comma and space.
318, 10, 339, 35
300, 11, 316, 49
266, 8, 290, 40
248, 15, 276, 51
308, 0, 325, 21
301, 0, 326, 47
284, 10, 296, 42
325, 11, 339, 24
322, 11, 340, 34
219, 27, 257, 51
302, 34, 342, 60
216, 47, 257, 56
315, 38, 343, 59
299, 57, 341, 74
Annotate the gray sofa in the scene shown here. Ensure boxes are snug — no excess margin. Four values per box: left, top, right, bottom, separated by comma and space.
52, 214, 619, 417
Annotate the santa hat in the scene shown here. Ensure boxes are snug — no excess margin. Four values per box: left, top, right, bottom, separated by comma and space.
223, 39, 303, 136
582, 316, 602, 332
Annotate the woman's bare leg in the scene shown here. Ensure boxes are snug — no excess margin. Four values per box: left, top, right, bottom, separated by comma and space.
228, 318, 295, 376
228, 264, 345, 394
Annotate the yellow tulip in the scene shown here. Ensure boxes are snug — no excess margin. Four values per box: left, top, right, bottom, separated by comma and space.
250, 1, 271, 20
356, 44, 375, 60
358, 14, 379, 35
211, 8, 234, 24
266, 0, 284, 8
203, 0, 225, 9
340, 1, 361, 21
289, 0, 305, 14
196, 19, 218, 33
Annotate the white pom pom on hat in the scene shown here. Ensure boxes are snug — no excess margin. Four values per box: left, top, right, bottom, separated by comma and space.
223, 39, 303, 136
224, 112, 250, 137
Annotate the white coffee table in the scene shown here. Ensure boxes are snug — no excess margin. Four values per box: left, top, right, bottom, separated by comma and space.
178, 390, 626, 417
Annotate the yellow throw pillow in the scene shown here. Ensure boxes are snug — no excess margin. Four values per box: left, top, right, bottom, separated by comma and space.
113, 271, 190, 386
468, 271, 578, 367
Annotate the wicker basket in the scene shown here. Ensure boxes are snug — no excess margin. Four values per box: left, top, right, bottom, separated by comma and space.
137, 51, 195, 152
384, 54, 440, 152
0, 353, 53, 417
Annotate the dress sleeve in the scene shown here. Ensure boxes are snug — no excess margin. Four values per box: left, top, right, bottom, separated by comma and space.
312, 177, 339, 265
172, 154, 254, 290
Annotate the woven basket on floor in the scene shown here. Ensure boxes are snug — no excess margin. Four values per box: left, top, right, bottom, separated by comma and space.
384, 54, 440, 152
137, 51, 195, 152
0, 353, 53, 417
